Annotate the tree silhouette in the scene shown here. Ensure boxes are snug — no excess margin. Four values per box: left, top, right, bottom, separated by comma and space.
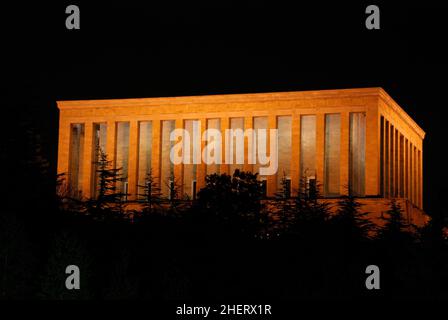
331, 192, 374, 244
287, 177, 331, 241
196, 170, 264, 236
86, 146, 128, 220
271, 173, 295, 236
377, 198, 414, 244
56, 173, 86, 214
164, 175, 189, 215
418, 213, 447, 249
134, 170, 163, 221
295, 178, 330, 222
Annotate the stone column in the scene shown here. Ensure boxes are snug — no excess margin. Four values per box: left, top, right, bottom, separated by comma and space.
57, 120, 70, 175
266, 115, 277, 196
106, 120, 116, 165
412, 146, 418, 205
419, 149, 423, 209
409, 145, 413, 204
316, 113, 325, 195
406, 139, 411, 201
196, 118, 207, 191
81, 122, 93, 198
366, 108, 379, 196
220, 117, 229, 175
382, 117, 387, 197
174, 119, 184, 195
243, 116, 253, 173
397, 132, 401, 198
391, 128, 395, 197
339, 112, 349, 196
410, 144, 413, 205
290, 114, 300, 196
127, 120, 139, 200
395, 129, 399, 197
411, 144, 415, 204
389, 124, 394, 198
384, 120, 389, 198
151, 120, 161, 186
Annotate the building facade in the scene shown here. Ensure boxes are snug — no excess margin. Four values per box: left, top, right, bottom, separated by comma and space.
57, 88, 426, 224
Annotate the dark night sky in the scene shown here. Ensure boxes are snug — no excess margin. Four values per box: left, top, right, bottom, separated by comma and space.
3, 2, 448, 215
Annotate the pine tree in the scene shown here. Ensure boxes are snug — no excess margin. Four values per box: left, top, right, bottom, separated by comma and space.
230, 170, 264, 232
196, 172, 233, 226
331, 192, 374, 244
377, 198, 414, 243
290, 177, 331, 240
296, 178, 330, 221
165, 175, 188, 215
418, 214, 447, 249
196, 170, 264, 236
272, 173, 295, 236
86, 146, 128, 220
55, 172, 69, 206
56, 173, 86, 214
135, 169, 163, 219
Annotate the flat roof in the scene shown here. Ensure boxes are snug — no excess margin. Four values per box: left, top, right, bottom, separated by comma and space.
57, 87, 425, 139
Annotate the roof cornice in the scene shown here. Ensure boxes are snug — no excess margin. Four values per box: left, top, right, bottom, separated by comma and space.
57, 87, 381, 109
377, 88, 425, 139
56, 87, 425, 139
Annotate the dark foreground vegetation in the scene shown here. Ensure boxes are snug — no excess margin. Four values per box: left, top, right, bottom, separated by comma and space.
1, 123, 448, 300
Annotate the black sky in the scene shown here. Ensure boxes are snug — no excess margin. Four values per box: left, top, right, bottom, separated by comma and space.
3, 2, 448, 215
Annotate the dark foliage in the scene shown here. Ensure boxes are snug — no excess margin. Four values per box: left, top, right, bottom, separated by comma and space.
84, 146, 129, 220
134, 169, 163, 221
2, 129, 448, 299
331, 193, 375, 245
194, 169, 265, 237
377, 199, 415, 245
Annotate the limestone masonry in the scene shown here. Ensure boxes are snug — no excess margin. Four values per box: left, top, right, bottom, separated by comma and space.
57, 87, 426, 225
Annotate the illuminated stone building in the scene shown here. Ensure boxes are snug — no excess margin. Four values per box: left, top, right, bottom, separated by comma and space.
57, 88, 426, 224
